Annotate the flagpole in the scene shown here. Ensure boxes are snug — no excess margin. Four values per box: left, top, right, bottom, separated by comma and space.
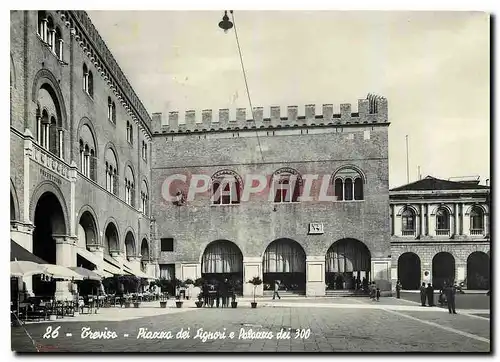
406, 135, 409, 184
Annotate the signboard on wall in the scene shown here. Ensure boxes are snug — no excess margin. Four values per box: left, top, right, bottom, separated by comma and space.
308, 223, 324, 235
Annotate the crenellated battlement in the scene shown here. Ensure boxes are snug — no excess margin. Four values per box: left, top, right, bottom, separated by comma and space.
151, 94, 388, 135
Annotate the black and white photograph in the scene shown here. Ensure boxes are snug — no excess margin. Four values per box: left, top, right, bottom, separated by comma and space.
8, 5, 491, 353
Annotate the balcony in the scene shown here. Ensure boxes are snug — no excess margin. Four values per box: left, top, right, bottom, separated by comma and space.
435, 229, 450, 236
402, 230, 415, 236
470, 228, 484, 236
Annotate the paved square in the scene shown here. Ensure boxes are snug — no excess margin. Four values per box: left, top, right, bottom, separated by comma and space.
11, 298, 490, 352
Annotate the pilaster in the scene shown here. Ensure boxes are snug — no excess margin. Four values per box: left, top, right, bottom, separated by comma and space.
371, 257, 392, 291
243, 257, 263, 297
305, 256, 325, 297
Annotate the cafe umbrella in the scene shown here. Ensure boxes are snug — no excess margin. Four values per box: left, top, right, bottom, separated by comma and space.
10, 260, 48, 278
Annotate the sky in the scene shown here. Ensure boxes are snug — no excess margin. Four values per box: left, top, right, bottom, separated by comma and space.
87, 10, 490, 188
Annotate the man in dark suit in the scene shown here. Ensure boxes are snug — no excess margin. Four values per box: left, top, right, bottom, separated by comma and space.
445, 282, 457, 314
426, 283, 434, 306
419, 282, 427, 306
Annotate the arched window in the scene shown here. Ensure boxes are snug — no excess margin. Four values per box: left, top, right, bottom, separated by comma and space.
112, 102, 116, 123
88, 71, 93, 98
470, 207, 484, 235
46, 17, 55, 52
436, 208, 450, 235
105, 147, 118, 195
126, 121, 133, 144
141, 180, 149, 216
272, 168, 301, 203
41, 109, 49, 150
331, 167, 364, 201
402, 208, 416, 236
107, 97, 112, 121
49, 115, 57, 155
211, 170, 242, 205
35, 105, 42, 145
37, 84, 64, 158
79, 124, 97, 181
55, 27, 63, 60
141, 141, 148, 162
37, 11, 47, 42
334, 178, 343, 201
344, 178, 353, 201
125, 166, 135, 206
82, 64, 88, 93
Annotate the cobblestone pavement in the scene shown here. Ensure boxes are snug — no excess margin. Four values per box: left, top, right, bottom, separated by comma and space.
11, 297, 490, 353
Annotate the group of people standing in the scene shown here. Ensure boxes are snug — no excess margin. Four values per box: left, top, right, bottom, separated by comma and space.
420, 281, 457, 314
201, 279, 234, 308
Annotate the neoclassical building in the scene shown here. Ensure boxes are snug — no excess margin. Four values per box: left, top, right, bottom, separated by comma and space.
10, 10, 154, 299
151, 96, 392, 297
390, 176, 490, 290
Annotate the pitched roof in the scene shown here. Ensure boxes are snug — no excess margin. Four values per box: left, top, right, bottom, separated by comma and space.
390, 176, 490, 192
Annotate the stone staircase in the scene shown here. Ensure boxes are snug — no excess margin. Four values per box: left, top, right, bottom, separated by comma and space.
262, 290, 305, 298
325, 290, 369, 297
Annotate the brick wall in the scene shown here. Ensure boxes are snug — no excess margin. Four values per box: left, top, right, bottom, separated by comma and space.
152, 124, 390, 263
10, 11, 153, 262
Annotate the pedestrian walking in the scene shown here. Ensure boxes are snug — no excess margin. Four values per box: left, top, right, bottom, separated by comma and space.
376, 287, 381, 301
426, 283, 434, 307
395, 280, 402, 299
273, 280, 281, 300
370, 282, 376, 301
419, 282, 427, 306
445, 282, 457, 314
220, 280, 227, 308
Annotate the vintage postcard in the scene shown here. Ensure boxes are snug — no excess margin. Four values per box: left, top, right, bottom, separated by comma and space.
9, 9, 490, 353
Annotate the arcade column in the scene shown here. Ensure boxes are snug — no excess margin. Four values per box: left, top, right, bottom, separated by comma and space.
305, 256, 325, 297
54, 235, 77, 300
371, 257, 392, 292
243, 257, 263, 297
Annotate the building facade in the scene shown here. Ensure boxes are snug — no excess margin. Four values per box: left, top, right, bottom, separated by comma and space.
390, 176, 490, 290
151, 97, 392, 297
10, 10, 154, 299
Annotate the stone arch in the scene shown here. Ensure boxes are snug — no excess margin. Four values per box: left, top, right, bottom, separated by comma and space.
140, 238, 150, 261
262, 238, 306, 293
77, 117, 99, 158
77, 204, 100, 247
104, 142, 120, 174
397, 252, 421, 290
124, 161, 136, 182
430, 204, 454, 216
30, 181, 69, 233
201, 240, 243, 274
124, 228, 136, 258
32, 68, 67, 129
10, 178, 20, 221
103, 218, 121, 254
467, 251, 489, 290
464, 204, 488, 216
432, 252, 455, 289
198, 238, 245, 263
331, 164, 367, 183
396, 205, 420, 216
325, 238, 371, 290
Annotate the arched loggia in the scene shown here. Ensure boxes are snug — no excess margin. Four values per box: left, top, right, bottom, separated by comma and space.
201, 240, 243, 294
397, 252, 421, 290
467, 252, 489, 290
32, 191, 67, 296
325, 238, 371, 290
263, 238, 306, 294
